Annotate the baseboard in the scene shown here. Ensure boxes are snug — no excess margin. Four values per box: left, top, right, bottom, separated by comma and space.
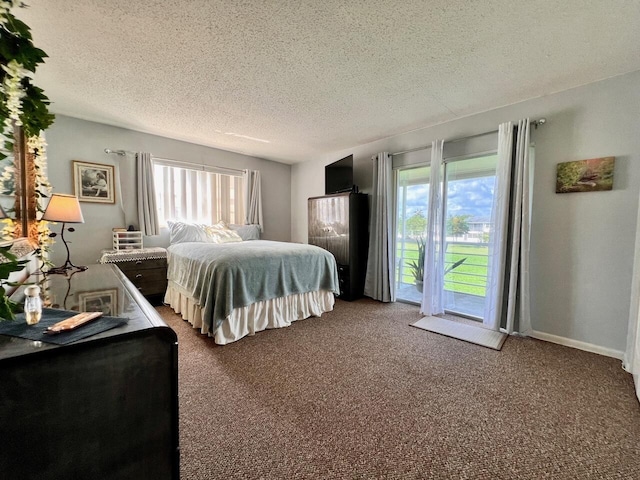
529, 330, 624, 360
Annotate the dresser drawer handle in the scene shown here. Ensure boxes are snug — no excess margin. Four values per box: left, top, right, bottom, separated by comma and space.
135, 273, 143, 278
135, 260, 143, 265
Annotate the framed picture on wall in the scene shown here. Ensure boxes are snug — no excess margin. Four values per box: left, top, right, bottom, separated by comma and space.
73, 160, 116, 203
556, 157, 615, 194
77, 289, 118, 316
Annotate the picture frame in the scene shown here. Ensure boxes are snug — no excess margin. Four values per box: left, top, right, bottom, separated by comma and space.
556, 157, 615, 194
73, 160, 116, 203
77, 289, 118, 316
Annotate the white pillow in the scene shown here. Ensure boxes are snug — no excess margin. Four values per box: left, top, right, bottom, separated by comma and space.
229, 224, 261, 241
167, 221, 242, 244
167, 221, 209, 244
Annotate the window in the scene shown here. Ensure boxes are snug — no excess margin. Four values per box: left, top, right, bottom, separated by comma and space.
153, 163, 244, 226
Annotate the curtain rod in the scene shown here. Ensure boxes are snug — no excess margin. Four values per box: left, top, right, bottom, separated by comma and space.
153, 156, 245, 175
389, 118, 546, 157
103, 148, 245, 174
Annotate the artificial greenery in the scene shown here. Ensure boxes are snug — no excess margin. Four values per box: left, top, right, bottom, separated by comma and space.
0, 245, 29, 319
0, 1, 55, 319
0, 3, 55, 146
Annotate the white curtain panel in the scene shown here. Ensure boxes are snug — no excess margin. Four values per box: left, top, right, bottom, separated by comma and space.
624, 188, 640, 402
114, 156, 127, 225
420, 140, 444, 316
364, 152, 395, 302
484, 123, 514, 330
483, 120, 532, 333
243, 169, 263, 231
136, 152, 160, 236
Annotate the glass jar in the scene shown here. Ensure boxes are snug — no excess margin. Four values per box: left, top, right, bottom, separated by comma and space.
24, 285, 42, 325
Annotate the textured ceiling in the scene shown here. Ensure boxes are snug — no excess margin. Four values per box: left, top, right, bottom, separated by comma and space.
18, 1, 640, 164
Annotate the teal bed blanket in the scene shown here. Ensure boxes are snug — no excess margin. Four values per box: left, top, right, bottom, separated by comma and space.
167, 240, 339, 334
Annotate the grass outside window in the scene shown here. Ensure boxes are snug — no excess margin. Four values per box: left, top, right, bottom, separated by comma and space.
397, 240, 488, 297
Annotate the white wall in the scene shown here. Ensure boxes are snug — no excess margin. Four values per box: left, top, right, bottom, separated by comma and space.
291, 71, 640, 354
46, 115, 291, 266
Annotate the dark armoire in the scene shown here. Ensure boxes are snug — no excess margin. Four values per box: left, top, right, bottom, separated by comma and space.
308, 192, 369, 301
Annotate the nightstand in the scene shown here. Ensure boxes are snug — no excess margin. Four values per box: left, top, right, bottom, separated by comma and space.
100, 247, 168, 301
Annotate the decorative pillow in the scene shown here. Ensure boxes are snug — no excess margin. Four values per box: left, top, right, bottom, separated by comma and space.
167, 220, 242, 244
229, 224, 261, 241
203, 225, 242, 243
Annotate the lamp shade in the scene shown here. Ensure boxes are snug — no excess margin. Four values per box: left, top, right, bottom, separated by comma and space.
42, 194, 85, 223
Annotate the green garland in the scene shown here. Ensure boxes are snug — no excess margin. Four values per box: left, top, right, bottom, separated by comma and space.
0, 1, 55, 143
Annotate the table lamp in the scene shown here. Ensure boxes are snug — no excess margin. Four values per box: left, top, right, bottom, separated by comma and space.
42, 193, 87, 274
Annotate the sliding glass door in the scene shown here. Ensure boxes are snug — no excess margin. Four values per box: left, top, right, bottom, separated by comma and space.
395, 165, 430, 303
442, 154, 498, 318
394, 153, 498, 318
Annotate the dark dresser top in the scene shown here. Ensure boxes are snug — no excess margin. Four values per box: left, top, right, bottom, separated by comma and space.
1, 264, 173, 361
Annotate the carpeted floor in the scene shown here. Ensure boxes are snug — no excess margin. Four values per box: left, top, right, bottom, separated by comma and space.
157, 298, 640, 479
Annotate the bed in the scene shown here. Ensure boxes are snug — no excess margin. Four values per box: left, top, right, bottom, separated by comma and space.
163, 222, 339, 344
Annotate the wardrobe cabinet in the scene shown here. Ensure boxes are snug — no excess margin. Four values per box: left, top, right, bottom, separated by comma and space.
308, 192, 369, 301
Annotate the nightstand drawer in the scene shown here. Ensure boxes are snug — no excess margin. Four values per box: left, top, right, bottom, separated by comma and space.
123, 267, 167, 296
117, 258, 167, 273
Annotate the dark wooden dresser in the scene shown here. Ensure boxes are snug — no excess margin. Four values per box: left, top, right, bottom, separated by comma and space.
0, 264, 179, 480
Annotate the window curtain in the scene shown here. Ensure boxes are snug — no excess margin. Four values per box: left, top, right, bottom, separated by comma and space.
364, 152, 395, 302
243, 169, 263, 231
114, 154, 127, 225
136, 152, 159, 236
483, 119, 532, 334
420, 140, 444, 316
624, 188, 640, 402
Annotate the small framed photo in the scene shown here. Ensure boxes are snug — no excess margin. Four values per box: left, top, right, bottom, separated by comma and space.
77, 289, 118, 316
73, 160, 116, 203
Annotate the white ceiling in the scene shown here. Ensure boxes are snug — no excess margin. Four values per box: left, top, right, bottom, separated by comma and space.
19, 1, 640, 164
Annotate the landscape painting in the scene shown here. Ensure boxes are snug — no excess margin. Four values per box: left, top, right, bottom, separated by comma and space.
556, 157, 615, 194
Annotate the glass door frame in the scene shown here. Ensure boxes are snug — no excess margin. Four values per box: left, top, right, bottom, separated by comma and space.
393, 162, 429, 304
440, 149, 498, 320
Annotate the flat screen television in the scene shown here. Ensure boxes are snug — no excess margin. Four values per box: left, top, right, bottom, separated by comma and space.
325, 155, 354, 194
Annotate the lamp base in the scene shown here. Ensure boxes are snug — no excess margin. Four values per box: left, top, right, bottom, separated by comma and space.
46, 222, 87, 276
46, 261, 88, 276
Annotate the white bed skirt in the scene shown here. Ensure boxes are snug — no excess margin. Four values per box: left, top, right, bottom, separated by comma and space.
164, 283, 335, 345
